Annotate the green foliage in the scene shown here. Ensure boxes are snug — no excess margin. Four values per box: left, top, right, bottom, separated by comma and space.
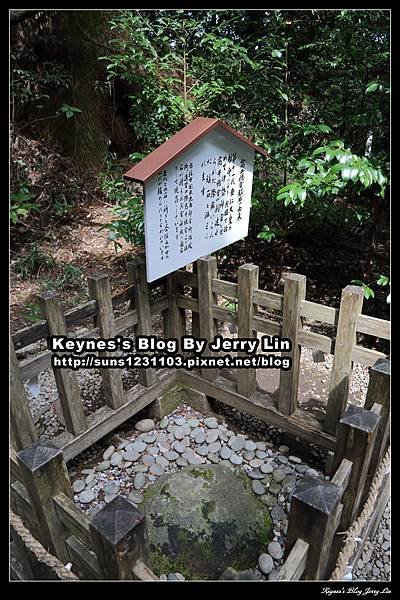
14, 243, 56, 277
101, 197, 145, 250
57, 104, 82, 119
10, 185, 40, 225
22, 302, 42, 324
351, 275, 390, 300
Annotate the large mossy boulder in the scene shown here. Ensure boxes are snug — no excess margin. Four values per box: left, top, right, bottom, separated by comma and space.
139, 463, 272, 580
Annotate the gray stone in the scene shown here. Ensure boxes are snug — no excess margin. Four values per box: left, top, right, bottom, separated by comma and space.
174, 426, 186, 440
188, 453, 204, 465
277, 455, 289, 464
248, 470, 265, 480
174, 417, 186, 426
195, 431, 207, 445
103, 482, 118, 496
164, 451, 179, 461
288, 455, 301, 464
110, 452, 123, 466
271, 505, 287, 521
229, 436, 245, 452
204, 417, 218, 429
258, 553, 274, 575
142, 454, 155, 466
261, 494, 277, 507
190, 427, 203, 439
131, 464, 148, 473
132, 441, 147, 453
230, 453, 243, 465
256, 442, 267, 451
96, 461, 110, 472
149, 463, 165, 476
256, 451, 267, 460
243, 451, 255, 461
273, 469, 285, 483
72, 480, 85, 493
267, 541, 283, 560
244, 440, 257, 452
142, 433, 156, 444
85, 473, 95, 484
208, 453, 220, 464
135, 419, 155, 433
197, 445, 211, 457
147, 445, 159, 456
188, 418, 200, 428
208, 442, 221, 454
128, 490, 143, 504
156, 456, 169, 468
134, 472, 146, 490
249, 458, 264, 469
123, 450, 140, 462
79, 490, 95, 504
176, 456, 188, 467
81, 469, 94, 475
220, 447, 232, 460
159, 417, 169, 429
260, 462, 274, 474
269, 483, 282, 496
104, 493, 117, 504
278, 445, 289, 453
206, 430, 219, 443
141, 464, 272, 580
252, 480, 266, 495
103, 446, 115, 461
171, 441, 185, 454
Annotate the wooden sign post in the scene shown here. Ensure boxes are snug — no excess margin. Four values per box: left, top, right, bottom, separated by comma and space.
124, 117, 267, 282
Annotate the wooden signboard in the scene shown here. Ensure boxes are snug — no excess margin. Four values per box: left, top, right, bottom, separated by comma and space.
124, 117, 267, 282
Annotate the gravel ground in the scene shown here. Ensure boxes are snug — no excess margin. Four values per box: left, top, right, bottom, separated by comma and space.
353, 500, 391, 581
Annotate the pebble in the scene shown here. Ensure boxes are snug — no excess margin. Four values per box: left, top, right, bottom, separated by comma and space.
229, 453, 243, 465
273, 469, 285, 483
104, 483, 118, 496
204, 417, 218, 428
244, 440, 257, 452
149, 463, 164, 476
131, 464, 148, 473
229, 436, 245, 452
147, 446, 159, 456
133, 472, 146, 490
267, 541, 283, 560
195, 431, 207, 445
79, 490, 96, 504
197, 445, 210, 456
261, 462, 274, 474
252, 480, 266, 495
142, 454, 155, 466
171, 441, 185, 454
243, 451, 255, 461
123, 450, 139, 462
72, 480, 85, 493
103, 446, 115, 461
176, 457, 188, 467
188, 418, 200, 428
174, 427, 186, 440
208, 453, 219, 464
96, 461, 110, 472
271, 505, 287, 521
105, 494, 117, 504
164, 451, 179, 461
206, 430, 219, 443
110, 452, 123, 466
278, 445, 289, 453
248, 469, 265, 480
258, 553, 274, 575
135, 419, 155, 433
277, 455, 289, 464
128, 490, 143, 504
288, 455, 302, 464
142, 433, 156, 444
132, 441, 147, 453
220, 447, 232, 460
208, 442, 221, 454
249, 458, 264, 469
85, 473, 95, 484
156, 456, 169, 468
256, 442, 267, 451
159, 417, 169, 429
188, 453, 204, 465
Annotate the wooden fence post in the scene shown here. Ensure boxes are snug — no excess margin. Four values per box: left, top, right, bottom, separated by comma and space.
278, 273, 306, 415
164, 272, 186, 340
363, 358, 390, 491
38, 291, 86, 436
285, 473, 343, 579
17, 439, 73, 563
197, 255, 218, 382
89, 495, 148, 580
10, 335, 37, 450
326, 403, 381, 576
324, 285, 364, 435
237, 264, 259, 397
88, 272, 125, 409
127, 258, 156, 387
191, 260, 200, 338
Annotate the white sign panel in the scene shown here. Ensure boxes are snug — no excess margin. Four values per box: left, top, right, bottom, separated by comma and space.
144, 127, 255, 281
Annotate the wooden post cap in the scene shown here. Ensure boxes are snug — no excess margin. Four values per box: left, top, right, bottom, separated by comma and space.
339, 404, 381, 433
292, 474, 342, 515
18, 438, 62, 471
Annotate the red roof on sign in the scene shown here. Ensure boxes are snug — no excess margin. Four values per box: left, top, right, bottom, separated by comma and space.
123, 117, 267, 184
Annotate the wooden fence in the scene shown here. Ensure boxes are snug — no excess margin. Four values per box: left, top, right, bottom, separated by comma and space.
10, 255, 391, 580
